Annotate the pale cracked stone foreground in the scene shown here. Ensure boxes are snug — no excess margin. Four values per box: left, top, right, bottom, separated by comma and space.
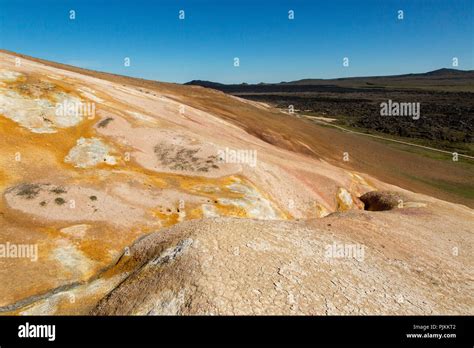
91, 206, 473, 315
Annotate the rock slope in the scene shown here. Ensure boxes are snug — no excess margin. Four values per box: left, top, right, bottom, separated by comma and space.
0, 51, 472, 315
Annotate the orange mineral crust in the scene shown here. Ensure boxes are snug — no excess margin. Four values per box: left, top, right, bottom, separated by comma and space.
0, 51, 472, 315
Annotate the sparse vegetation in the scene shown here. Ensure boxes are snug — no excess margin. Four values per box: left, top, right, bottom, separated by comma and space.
97, 117, 114, 128
16, 184, 41, 199
154, 144, 219, 172
54, 197, 66, 205
50, 186, 67, 194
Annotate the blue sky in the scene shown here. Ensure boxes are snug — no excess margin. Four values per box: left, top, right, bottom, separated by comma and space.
0, 0, 472, 83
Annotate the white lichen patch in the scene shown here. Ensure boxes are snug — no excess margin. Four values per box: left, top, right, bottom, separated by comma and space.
220, 182, 278, 220
0, 69, 22, 82
50, 239, 97, 279
0, 89, 85, 133
60, 224, 90, 238
65, 137, 116, 168
336, 187, 354, 211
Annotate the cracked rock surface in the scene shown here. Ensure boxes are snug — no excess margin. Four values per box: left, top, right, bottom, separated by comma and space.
92, 205, 473, 315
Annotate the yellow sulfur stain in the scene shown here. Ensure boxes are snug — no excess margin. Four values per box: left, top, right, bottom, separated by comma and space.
215, 203, 248, 218
0, 69, 286, 314
152, 210, 181, 228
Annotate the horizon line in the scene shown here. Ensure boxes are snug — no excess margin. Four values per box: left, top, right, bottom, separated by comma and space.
2, 49, 472, 86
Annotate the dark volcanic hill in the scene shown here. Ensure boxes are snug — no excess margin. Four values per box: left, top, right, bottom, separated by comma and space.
185, 69, 474, 157
185, 68, 474, 92
284, 68, 474, 85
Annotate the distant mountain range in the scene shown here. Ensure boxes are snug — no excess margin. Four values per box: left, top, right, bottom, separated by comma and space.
185, 68, 474, 92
